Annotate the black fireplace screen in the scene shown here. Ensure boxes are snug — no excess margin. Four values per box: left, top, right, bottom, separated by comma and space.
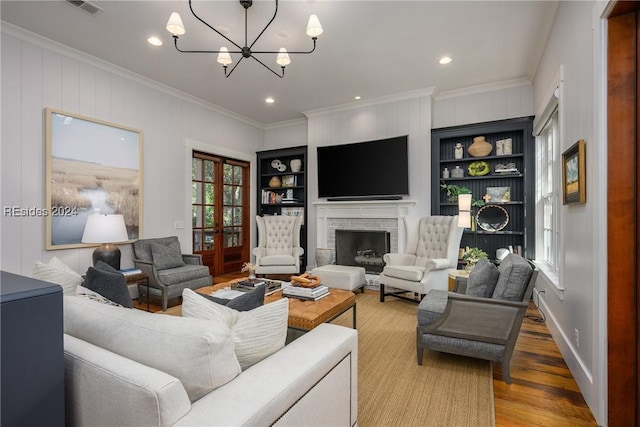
335, 229, 390, 274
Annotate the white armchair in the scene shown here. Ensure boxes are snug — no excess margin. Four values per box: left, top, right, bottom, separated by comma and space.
379, 216, 463, 302
253, 215, 304, 276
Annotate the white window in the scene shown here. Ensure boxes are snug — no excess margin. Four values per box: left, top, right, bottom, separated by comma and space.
535, 107, 559, 271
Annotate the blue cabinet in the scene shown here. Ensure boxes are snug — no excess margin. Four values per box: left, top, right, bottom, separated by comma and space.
1, 271, 64, 427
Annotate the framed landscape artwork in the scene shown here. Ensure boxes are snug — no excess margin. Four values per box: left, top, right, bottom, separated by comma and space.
562, 139, 586, 205
45, 108, 143, 249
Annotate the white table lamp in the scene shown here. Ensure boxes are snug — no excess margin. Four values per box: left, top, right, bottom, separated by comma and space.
81, 214, 129, 270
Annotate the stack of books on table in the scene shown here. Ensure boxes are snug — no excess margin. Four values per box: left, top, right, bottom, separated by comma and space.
283, 284, 330, 301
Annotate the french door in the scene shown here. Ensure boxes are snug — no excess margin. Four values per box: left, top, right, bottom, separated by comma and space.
192, 151, 250, 276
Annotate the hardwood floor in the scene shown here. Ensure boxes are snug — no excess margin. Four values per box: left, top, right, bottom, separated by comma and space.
134, 277, 597, 426
494, 304, 597, 426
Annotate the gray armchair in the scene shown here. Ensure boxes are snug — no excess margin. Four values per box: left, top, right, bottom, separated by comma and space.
133, 236, 211, 311
416, 254, 538, 383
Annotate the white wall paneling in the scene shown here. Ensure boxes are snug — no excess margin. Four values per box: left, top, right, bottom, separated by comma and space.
0, 28, 263, 275
531, 2, 606, 423
303, 90, 434, 259
433, 78, 534, 129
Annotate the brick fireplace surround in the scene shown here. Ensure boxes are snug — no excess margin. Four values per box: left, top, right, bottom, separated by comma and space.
314, 200, 417, 287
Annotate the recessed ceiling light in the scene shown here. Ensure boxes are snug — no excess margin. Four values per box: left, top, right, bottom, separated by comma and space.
439, 56, 452, 65
147, 36, 163, 46
354, 96, 361, 100
265, 97, 275, 104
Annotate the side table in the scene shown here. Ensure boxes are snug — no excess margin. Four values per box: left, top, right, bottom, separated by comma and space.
124, 273, 150, 311
448, 269, 469, 292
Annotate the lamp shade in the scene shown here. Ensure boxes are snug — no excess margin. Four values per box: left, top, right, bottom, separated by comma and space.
217, 47, 233, 66
458, 211, 471, 228
82, 214, 129, 244
276, 48, 291, 66
306, 14, 323, 37
166, 12, 186, 36
458, 194, 472, 212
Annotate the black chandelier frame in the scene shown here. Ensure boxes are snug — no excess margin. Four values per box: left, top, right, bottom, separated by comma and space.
171, 0, 319, 78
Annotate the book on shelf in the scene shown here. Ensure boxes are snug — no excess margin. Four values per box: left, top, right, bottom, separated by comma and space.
119, 268, 142, 276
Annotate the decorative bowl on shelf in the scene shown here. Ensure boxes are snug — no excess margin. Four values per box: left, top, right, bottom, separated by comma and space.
269, 176, 282, 188
468, 161, 490, 176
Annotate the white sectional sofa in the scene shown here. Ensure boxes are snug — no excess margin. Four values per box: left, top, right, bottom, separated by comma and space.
63, 296, 358, 426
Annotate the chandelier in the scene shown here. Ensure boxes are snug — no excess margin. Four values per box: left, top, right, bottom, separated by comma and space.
166, 0, 323, 78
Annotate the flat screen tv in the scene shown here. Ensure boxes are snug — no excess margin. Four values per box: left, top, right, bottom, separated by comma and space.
317, 135, 409, 200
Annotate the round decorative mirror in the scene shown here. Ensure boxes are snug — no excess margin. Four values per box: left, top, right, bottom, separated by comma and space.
476, 205, 509, 232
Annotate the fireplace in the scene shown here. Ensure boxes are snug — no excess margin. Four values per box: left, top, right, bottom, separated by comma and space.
335, 229, 390, 274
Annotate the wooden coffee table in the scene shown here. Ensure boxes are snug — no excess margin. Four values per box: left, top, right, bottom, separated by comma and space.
164, 278, 357, 332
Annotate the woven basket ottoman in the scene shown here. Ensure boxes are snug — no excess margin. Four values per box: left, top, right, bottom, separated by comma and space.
311, 265, 366, 292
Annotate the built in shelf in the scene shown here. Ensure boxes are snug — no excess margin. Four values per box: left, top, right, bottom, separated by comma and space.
431, 116, 535, 259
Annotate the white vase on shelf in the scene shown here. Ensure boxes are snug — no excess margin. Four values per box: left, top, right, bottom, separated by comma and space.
290, 159, 302, 173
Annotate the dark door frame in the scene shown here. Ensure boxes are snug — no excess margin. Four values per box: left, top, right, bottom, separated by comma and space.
607, 2, 639, 425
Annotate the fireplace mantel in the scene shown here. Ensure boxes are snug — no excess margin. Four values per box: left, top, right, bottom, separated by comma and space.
314, 199, 417, 256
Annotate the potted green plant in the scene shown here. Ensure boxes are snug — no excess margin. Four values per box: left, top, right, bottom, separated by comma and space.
461, 247, 488, 272
440, 182, 471, 203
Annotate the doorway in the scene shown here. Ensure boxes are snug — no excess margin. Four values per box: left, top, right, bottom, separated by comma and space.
192, 151, 250, 276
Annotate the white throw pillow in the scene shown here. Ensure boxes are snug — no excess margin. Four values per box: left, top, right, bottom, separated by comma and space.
182, 288, 289, 370
32, 257, 82, 295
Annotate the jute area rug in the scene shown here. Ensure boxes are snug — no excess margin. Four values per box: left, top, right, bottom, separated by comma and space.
331, 292, 495, 427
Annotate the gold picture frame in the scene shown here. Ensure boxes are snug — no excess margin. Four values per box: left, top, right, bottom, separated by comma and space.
562, 139, 586, 205
45, 108, 143, 249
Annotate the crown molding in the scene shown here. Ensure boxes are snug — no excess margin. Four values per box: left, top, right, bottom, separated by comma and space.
263, 117, 308, 130
1, 21, 265, 129
434, 78, 532, 101
303, 87, 436, 119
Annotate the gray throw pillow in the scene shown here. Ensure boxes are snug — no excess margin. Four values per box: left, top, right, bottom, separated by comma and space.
151, 241, 185, 270
84, 262, 133, 308
466, 258, 500, 298
201, 285, 265, 312
492, 254, 533, 301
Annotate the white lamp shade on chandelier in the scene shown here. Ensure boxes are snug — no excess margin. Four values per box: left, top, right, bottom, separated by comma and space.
166, 12, 185, 36
276, 48, 291, 66
217, 47, 233, 66
306, 14, 323, 37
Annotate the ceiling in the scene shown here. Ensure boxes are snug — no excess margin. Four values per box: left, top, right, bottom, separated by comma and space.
1, 1, 559, 126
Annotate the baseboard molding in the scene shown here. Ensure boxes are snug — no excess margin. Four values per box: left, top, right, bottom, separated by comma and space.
533, 289, 594, 385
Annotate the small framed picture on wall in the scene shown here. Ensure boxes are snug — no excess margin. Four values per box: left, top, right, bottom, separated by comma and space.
562, 139, 586, 205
